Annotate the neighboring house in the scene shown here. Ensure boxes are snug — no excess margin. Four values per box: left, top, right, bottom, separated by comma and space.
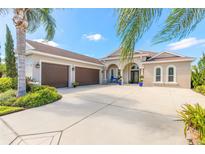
25, 40, 194, 88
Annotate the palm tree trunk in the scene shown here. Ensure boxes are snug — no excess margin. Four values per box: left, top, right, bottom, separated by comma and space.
13, 9, 28, 97
16, 28, 26, 97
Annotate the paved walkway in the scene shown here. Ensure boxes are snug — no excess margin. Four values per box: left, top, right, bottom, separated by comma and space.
1, 85, 205, 145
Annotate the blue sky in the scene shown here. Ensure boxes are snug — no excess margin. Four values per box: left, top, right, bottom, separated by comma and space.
1, 8, 205, 63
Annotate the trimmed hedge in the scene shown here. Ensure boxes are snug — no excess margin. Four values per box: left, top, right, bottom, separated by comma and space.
195, 85, 205, 95
13, 85, 62, 108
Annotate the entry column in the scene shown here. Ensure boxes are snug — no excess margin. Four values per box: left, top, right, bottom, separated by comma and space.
120, 69, 124, 85
104, 67, 107, 84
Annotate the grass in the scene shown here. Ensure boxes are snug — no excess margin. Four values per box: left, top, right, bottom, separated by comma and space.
0, 106, 24, 116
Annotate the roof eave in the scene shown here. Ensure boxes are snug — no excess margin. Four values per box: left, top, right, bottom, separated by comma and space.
142, 58, 195, 64
26, 50, 104, 66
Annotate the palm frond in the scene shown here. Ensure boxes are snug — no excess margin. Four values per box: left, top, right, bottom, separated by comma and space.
26, 9, 41, 33
0, 8, 8, 15
38, 8, 56, 40
25, 8, 56, 41
116, 8, 162, 62
153, 9, 205, 44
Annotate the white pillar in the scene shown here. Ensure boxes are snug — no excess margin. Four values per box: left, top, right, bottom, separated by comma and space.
104, 68, 107, 84
69, 65, 75, 87
120, 69, 124, 85
99, 69, 103, 84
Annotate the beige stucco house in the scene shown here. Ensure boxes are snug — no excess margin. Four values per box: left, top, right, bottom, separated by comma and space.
25, 40, 194, 89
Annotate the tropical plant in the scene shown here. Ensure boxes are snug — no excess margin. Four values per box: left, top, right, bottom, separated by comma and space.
5, 25, 17, 78
116, 9, 205, 61
153, 9, 205, 44
0, 8, 56, 97
72, 81, 79, 88
116, 8, 162, 61
195, 85, 205, 96
178, 104, 205, 145
192, 53, 205, 88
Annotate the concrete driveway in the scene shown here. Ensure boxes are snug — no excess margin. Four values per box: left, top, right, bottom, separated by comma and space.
1, 85, 205, 145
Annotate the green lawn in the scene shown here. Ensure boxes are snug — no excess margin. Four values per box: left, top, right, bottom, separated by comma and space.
0, 106, 24, 116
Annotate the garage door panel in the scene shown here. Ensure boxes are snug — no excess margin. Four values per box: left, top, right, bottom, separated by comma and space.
42, 63, 69, 88
75, 67, 99, 85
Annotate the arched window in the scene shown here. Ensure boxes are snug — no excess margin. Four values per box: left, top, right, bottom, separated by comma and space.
131, 64, 139, 70
154, 66, 163, 82
167, 65, 176, 82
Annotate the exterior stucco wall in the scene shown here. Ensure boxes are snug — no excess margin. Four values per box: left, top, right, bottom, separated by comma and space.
143, 61, 192, 88
103, 56, 145, 70
103, 56, 145, 83
25, 53, 104, 86
25, 55, 33, 78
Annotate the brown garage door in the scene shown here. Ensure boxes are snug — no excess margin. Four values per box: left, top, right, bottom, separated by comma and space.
75, 67, 99, 85
41, 62, 69, 88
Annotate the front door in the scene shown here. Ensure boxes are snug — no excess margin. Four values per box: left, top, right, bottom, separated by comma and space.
131, 70, 139, 83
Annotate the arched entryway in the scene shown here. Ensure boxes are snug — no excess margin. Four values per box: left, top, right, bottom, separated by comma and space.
106, 64, 120, 83
123, 63, 140, 84
130, 64, 140, 83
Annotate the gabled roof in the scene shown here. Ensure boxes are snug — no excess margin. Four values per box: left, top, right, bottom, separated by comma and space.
26, 40, 103, 65
143, 51, 194, 64
103, 48, 157, 59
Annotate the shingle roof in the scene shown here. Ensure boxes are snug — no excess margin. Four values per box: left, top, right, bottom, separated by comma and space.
144, 52, 194, 63
103, 48, 157, 59
147, 56, 193, 61
26, 40, 103, 65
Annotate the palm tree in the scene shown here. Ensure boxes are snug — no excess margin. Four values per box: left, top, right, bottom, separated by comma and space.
116, 8, 162, 61
0, 8, 56, 97
116, 8, 205, 60
153, 9, 205, 44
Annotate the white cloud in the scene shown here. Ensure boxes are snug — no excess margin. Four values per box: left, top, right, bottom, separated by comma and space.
33, 39, 59, 47
82, 33, 104, 41
167, 37, 205, 50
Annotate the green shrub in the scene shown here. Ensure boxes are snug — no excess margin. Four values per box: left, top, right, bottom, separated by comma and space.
11, 78, 17, 89
0, 77, 13, 92
0, 106, 24, 116
195, 85, 205, 95
178, 104, 205, 145
11, 77, 32, 92
0, 64, 6, 77
13, 86, 62, 108
72, 81, 79, 88
0, 89, 17, 106
31, 85, 57, 93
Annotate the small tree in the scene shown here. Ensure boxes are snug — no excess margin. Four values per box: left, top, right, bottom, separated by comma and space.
5, 25, 17, 78
192, 53, 205, 88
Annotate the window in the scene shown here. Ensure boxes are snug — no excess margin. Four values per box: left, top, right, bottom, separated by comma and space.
155, 67, 161, 82
131, 64, 139, 70
167, 66, 176, 82
154, 66, 163, 83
